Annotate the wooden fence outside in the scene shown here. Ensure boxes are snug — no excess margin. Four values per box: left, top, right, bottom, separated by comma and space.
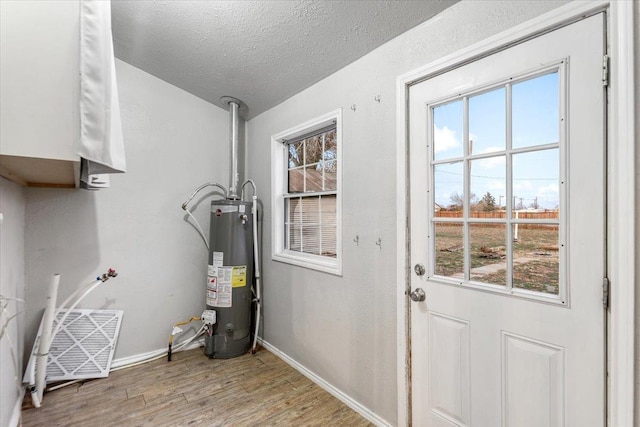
435, 210, 558, 220
434, 210, 559, 230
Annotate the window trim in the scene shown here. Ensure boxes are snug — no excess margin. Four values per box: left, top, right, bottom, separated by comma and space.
271, 109, 343, 275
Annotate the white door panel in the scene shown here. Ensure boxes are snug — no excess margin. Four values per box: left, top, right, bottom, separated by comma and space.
410, 14, 605, 427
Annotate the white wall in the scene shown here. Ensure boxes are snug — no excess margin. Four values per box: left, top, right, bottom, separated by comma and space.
24, 59, 230, 360
0, 178, 26, 427
634, 1, 640, 423
247, 1, 569, 424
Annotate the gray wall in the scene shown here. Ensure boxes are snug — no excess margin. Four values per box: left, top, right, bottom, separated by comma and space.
23, 59, 230, 360
0, 178, 26, 427
246, 1, 570, 424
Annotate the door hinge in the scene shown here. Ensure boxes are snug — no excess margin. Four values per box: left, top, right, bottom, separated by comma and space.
602, 277, 610, 309
602, 54, 609, 87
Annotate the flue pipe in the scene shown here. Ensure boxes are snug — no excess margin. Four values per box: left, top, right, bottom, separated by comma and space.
228, 100, 240, 198
220, 96, 247, 199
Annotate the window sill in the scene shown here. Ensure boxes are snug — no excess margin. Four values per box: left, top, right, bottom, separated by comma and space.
272, 250, 342, 276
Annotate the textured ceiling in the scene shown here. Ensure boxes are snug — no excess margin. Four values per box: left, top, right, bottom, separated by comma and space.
111, 0, 459, 119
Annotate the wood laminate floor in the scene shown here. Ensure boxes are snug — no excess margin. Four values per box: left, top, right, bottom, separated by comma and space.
21, 347, 372, 426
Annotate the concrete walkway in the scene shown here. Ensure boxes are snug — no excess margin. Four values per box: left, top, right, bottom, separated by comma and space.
451, 257, 536, 279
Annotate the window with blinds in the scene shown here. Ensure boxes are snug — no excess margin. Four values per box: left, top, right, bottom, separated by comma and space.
284, 127, 337, 257
271, 109, 342, 275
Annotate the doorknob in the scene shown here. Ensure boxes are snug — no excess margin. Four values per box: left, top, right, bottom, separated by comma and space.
410, 288, 426, 302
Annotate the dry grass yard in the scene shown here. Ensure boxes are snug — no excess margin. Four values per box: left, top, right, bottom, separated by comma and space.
434, 224, 559, 294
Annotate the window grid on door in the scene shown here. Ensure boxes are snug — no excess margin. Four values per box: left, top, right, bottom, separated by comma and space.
428, 64, 567, 303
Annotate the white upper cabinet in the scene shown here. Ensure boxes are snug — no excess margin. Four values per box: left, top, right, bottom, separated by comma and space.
0, 0, 125, 188
0, 1, 81, 187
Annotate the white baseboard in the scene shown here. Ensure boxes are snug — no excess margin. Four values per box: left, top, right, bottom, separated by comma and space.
110, 339, 203, 369
259, 339, 392, 427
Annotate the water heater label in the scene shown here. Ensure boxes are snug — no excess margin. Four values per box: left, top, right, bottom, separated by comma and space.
206, 288, 218, 305
217, 266, 232, 283
207, 276, 217, 289
207, 268, 232, 308
212, 252, 224, 267
231, 266, 247, 287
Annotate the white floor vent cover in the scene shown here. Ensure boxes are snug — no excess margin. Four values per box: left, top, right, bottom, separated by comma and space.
36, 309, 124, 382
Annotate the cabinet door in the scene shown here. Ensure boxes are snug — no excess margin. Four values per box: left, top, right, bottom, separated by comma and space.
0, 0, 80, 186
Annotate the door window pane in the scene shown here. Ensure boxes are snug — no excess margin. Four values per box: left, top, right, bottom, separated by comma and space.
512, 224, 559, 294
434, 223, 464, 278
433, 100, 463, 160
469, 156, 505, 213
429, 70, 563, 298
512, 148, 559, 213
469, 223, 506, 286
469, 87, 506, 154
512, 72, 559, 149
434, 161, 464, 212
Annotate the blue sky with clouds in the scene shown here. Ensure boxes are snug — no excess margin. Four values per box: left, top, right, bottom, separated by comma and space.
432, 72, 559, 210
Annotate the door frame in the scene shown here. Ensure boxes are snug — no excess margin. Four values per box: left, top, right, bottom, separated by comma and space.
395, 2, 636, 426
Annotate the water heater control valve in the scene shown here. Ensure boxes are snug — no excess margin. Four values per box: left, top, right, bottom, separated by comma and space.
202, 310, 216, 325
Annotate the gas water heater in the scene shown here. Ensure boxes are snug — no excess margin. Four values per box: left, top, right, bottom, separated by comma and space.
205, 199, 253, 358
181, 97, 261, 359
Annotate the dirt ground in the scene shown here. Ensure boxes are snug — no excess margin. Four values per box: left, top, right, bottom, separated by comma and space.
434, 223, 559, 294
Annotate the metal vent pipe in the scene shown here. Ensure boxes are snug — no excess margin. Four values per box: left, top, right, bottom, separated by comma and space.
228, 101, 239, 198
221, 96, 246, 199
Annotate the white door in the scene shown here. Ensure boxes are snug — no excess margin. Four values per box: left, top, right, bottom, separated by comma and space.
409, 14, 605, 427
